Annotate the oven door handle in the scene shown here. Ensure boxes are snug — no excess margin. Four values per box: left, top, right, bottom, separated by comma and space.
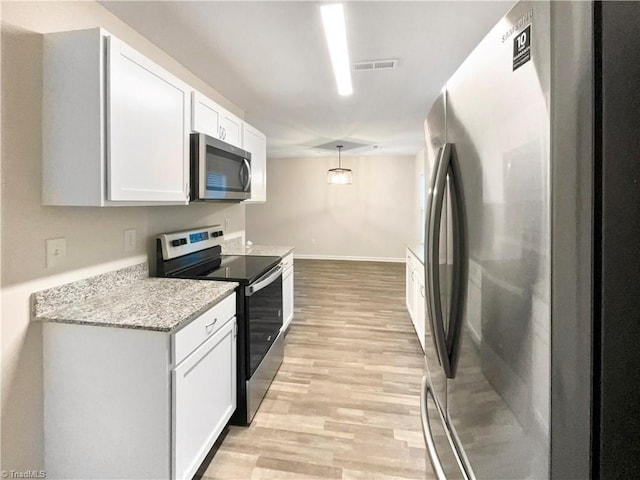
246, 263, 283, 297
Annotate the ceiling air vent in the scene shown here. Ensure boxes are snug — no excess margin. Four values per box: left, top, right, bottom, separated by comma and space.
353, 59, 399, 71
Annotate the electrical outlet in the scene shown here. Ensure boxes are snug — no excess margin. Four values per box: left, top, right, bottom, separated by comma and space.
124, 229, 136, 253
46, 237, 67, 268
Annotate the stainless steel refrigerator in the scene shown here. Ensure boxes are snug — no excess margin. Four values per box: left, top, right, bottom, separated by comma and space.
419, 1, 640, 479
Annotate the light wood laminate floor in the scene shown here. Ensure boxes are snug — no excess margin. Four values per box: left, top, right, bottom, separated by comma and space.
203, 260, 432, 480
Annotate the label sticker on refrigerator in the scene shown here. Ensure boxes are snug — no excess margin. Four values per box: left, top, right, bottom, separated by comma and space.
512, 24, 532, 71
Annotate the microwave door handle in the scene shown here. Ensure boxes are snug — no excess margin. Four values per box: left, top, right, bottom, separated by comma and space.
243, 158, 252, 192
239, 162, 245, 190
198, 134, 206, 199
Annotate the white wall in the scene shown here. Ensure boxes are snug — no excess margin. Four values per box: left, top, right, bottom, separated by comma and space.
1, 1, 245, 471
246, 155, 415, 261
414, 148, 427, 245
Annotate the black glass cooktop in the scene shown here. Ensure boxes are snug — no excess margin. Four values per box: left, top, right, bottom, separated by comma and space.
200, 255, 281, 285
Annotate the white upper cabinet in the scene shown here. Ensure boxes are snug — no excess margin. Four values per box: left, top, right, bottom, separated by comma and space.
43, 28, 190, 206
108, 36, 190, 202
219, 110, 242, 148
242, 123, 267, 203
191, 91, 242, 148
191, 91, 220, 139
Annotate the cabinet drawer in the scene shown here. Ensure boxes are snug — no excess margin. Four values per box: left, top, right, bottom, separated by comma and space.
282, 253, 294, 271
173, 292, 236, 365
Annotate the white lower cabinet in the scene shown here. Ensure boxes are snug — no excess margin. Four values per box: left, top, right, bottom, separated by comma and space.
406, 252, 416, 321
282, 254, 294, 331
405, 247, 426, 352
415, 275, 426, 350
173, 316, 236, 480
43, 293, 237, 480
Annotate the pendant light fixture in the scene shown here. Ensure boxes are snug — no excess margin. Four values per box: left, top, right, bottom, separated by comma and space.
327, 145, 353, 185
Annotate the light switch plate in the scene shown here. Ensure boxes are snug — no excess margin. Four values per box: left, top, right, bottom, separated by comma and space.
46, 237, 67, 268
124, 229, 136, 253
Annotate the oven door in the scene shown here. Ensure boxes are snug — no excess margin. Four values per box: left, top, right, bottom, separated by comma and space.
245, 263, 283, 377
190, 133, 251, 201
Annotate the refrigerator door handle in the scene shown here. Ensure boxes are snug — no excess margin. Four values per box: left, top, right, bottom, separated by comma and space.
445, 144, 469, 377
424, 146, 445, 365
427, 143, 453, 377
420, 375, 448, 480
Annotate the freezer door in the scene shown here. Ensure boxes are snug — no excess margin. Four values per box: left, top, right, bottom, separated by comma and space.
445, 1, 551, 479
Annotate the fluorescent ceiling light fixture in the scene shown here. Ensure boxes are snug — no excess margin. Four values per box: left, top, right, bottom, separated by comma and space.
320, 3, 353, 96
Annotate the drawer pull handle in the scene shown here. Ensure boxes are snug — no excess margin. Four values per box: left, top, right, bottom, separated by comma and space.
205, 319, 218, 333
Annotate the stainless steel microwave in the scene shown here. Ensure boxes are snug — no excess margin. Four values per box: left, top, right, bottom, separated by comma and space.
190, 133, 252, 201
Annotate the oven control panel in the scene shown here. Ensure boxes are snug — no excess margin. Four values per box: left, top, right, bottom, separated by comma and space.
158, 225, 225, 260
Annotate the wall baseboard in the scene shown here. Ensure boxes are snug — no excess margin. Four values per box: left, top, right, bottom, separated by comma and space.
293, 254, 404, 263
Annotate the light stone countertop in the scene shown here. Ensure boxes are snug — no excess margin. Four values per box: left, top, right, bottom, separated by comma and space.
407, 243, 425, 265
221, 244, 295, 258
32, 263, 238, 332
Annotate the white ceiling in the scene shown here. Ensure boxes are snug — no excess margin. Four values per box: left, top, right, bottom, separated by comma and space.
100, 1, 512, 159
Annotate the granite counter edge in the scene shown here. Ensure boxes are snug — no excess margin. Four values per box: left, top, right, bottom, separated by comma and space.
221, 245, 295, 257
35, 284, 238, 333
406, 243, 425, 265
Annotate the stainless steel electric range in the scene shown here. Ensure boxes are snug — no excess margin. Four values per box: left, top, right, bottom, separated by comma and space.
156, 225, 284, 425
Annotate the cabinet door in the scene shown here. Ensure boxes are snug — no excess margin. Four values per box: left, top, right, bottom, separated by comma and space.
107, 35, 189, 202
416, 278, 426, 352
192, 91, 220, 138
219, 110, 242, 148
173, 318, 236, 480
406, 252, 414, 318
242, 123, 267, 203
282, 267, 294, 331
192, 92, 242, 148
